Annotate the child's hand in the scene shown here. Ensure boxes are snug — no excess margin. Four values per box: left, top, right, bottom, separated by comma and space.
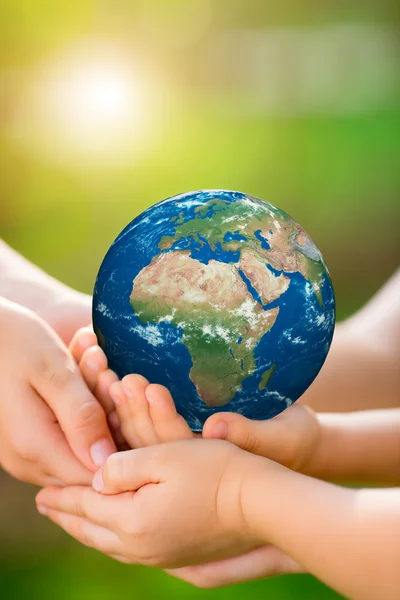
203, 404, 321, 473
70, 326, 320, 471
36, 439, 267, 568
69, 326, 125, 448
70, 327, 196, 448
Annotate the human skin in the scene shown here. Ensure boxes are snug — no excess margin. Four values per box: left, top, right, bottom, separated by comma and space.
203, 405, 400, 486
71, 270, 400, 442
61, 269, 399, 588
71, 308, 400, 487
0, 240, 91, 344
64, 338, 400, 589
0, 297, 116, 486
36, 439, 400, 600
168, 405, 400, 587
6, 236, 397, 592
298, 269, 400, 413
164, 544, 303, 588
202, 271, 400, 486
73, 342, 400, 486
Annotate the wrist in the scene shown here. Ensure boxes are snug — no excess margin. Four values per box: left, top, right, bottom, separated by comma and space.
300, 414, 338, 480
0, 241, 91, 343
46, 290, 92, 344
236, 452, 284, 545
215, 449, 266, 546
238, 454, 321, 549
282, 405, 322, 474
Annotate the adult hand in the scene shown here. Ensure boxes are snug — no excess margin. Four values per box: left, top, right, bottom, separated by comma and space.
167, 545, 303, 588
0, 240, 91, 344
45, 291, 92, 346
0, 297, 116, 486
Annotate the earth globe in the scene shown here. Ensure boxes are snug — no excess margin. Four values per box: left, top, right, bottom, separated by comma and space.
93, 190, 335, 431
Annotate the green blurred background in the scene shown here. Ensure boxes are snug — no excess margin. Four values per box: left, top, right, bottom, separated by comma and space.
0, 1, 399, 598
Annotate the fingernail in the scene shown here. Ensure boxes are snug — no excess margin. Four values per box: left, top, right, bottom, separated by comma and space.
92, 469, 104, 492
145, 388, 156, 405
99, 380, 110, 397
50, 478, 66, 487
122, 384, 133, 398
110, 389, 122, 406
37, 504, 48, 515
86, 358, 100, 371
90, 438, 115, 467
109, 411, 120, 429
210, 421, 228, 440
79, 333, 95, 349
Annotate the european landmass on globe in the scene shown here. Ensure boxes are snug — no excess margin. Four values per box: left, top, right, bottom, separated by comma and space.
93, 190, 335, 431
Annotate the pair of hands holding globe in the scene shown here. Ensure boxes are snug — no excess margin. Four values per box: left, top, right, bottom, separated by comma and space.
3, 193, 399, 598
1, 191, 335, 585
0, 244, 305, 588
0, 296, 305, 587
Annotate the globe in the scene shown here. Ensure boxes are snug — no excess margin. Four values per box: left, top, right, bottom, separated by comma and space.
93, 190, 335, 431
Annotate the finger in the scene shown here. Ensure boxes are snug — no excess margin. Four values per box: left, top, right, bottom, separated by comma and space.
167, 545, 304, 588
4, 458, 65, 488
110, 375, 158, 448
108, 553, 133, 564
145, 384, 195, 442
120, 375, 159, 446
95, 369, 120, 416
36, 485, 125, 528
69, 326, 97, 363
109, 382, 141, 448
39, 508, 121, 555
202, 404, 316, 466
87, 366, 127, 450
108, 410, 120, 431
108, 410, 128, 450
203, 412, 274, 455
14, 385, 93, 486
42, 474, 67, 487
93, 447, 163, 494
79, 346, 108, 392
30, 325, 116, 470
42, 420, 94, 486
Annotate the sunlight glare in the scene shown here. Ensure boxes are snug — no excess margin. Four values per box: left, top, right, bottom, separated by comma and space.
60, 67, 134, 129
48, 63, 138, 145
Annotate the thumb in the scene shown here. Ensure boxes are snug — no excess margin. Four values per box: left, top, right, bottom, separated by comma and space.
203, 403, 317, 468
30, 319, 116, 471
92, 447, 163, 495
203, 404, 319, 469
203, 412, 281, 457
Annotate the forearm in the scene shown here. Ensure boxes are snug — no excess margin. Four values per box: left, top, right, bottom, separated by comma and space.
243, 459, 400, 600
300, 325, 400, 412
0, 240, 81, 313
0, 240, 91, 341
301, 271, 400, 413
305, 409, 400, 485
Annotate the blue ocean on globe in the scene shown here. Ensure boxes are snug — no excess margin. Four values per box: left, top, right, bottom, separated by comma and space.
93, 190, 335, 431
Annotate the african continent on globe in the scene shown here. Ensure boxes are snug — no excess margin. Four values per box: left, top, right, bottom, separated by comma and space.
93, 190, 335, 431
